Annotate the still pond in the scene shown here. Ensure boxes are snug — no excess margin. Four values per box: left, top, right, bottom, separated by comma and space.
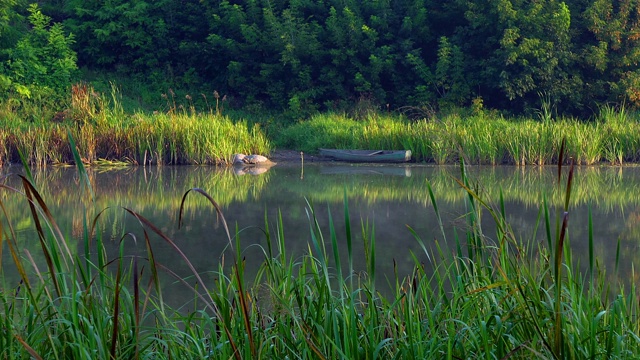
1, 162, 639, 304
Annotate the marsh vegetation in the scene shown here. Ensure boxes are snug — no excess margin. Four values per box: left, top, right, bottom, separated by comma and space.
3, 83, 640, 166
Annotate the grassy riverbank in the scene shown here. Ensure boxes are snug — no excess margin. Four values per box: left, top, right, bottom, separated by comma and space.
278, 106, 640, 165
0, 113, 270, 166
3, 84, 640, 166
1, 159, 639, 358
0, 85, 271, 166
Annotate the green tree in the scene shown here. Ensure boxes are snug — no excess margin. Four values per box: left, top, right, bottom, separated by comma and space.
453, 0, 576, 111
64, 0, 169, 71
46, 0, 640, 114
0, 0, 20, 92
581, 0, 640, 106
205, 0, 277, 105
394, 0, 438, 105
4, 3, 76, 98
265, 5, 324, 113
0, 0, 16, 40
435, 36, 470, 107
162, 1, 211, 85
498, 0, 572, 99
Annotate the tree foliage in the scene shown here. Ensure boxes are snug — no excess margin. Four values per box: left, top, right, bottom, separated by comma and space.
3, 0, 640, 115
1, 3, 76, 99
581, 0, 640, 105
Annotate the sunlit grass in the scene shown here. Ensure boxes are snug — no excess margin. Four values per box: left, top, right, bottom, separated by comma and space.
278, 107, 640, 165
0, 114, 271, 166
0, 85, 272, 166
2, 85, 640, 166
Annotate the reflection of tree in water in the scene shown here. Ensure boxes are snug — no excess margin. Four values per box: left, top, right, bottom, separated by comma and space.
0, 166, 271, 291
4, 165, 640, 218
3, 164, 640, 304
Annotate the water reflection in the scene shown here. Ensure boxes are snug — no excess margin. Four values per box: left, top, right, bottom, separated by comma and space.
233, 162, 276, 176
1, 164, 640, 304
320, 164, 412, 177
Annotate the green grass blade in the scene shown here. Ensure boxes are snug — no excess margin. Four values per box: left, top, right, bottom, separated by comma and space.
67, 128, 95, 202
588, 204, 594, 281
16, 147, 34, 184
328, 205, 343, 288
344, 189, 353, 286
427, 180, 447, 243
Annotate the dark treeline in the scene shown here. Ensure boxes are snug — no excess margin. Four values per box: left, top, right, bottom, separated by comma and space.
1, 0, 640, 116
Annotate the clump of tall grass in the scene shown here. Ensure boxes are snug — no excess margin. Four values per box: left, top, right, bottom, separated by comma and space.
279, 107, 640, 165
0, 83, 271, 166
597, 103, 640, 165
390, 149, 640, 357
276, 112, 362, 152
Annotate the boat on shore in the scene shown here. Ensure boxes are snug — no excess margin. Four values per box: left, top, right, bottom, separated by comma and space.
318, 149, 412, 163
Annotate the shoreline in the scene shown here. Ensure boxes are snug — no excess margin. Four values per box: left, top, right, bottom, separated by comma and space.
269, 150, 331, 164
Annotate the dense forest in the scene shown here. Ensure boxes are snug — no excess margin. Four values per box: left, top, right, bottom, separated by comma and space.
1, 0, 639, 117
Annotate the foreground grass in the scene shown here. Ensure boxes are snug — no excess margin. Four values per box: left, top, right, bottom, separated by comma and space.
1, 152, 639, 359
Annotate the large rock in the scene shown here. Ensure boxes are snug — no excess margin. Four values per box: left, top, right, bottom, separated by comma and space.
244, 154, 270, 164
232, 153, 274, 166
232, 153, 247, 164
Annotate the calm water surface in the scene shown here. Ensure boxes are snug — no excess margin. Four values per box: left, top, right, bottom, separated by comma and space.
2, 163, 640, 303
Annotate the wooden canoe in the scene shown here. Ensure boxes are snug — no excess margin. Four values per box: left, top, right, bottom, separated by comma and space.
318, 149, 412, 163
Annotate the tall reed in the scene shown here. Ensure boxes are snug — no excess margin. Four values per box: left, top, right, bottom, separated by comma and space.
279, 108, 640, 165
0, 84, 272, 166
